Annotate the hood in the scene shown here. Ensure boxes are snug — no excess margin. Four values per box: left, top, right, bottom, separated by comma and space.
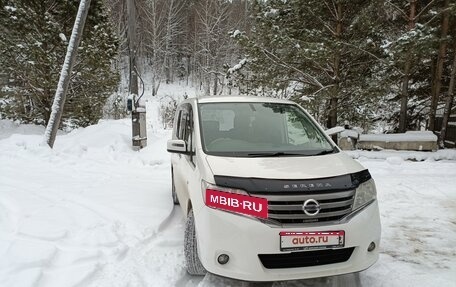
205, 152, 364, 180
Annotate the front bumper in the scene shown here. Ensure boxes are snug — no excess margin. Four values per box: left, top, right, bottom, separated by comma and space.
193, 201, 381, 282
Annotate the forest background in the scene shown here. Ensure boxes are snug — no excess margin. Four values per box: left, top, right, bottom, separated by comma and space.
1, 0, 455, 142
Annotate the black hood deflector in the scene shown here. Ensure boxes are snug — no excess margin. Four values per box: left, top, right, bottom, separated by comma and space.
214, 169, 371, 194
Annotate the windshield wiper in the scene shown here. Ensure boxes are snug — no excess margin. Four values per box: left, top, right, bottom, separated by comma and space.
247, 148, 336, 157
246, 152, 309, 157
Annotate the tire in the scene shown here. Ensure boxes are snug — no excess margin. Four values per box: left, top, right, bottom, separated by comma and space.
171, 170, 179, 205
184, 209, 206, 276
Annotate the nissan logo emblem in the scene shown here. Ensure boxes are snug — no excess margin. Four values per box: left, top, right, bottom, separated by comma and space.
302, 199, 321, 216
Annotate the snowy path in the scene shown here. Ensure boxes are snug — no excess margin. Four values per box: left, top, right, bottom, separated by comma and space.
1, 119, 455, 287
87, 206, 189, 287
0, 120, 175, 286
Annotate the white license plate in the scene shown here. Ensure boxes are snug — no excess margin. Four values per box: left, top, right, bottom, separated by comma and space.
280, 231, 345, 251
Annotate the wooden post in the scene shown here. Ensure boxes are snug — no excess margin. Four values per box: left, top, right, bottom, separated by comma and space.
127, 0, 147, 149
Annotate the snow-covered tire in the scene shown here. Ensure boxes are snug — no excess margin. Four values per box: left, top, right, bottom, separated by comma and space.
184, 209, 206, 276
171, 169, 179, 205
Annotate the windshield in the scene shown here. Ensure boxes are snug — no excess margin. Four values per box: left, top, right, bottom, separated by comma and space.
198, 102, 335, 157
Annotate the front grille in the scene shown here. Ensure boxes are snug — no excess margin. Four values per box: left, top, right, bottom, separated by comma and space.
261, 190, 355, 225
258, 247, 355, 269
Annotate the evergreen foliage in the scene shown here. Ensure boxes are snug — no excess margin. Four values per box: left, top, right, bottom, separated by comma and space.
231, 0, 456, 132
1, 0, 455, 134
379, 0, 441, 132
0, 0, 118, 128
231, 0, 389, 128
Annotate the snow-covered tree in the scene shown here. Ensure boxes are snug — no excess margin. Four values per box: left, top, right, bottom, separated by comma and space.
0, 0, 119, 128
232, 0, 388, 129
371, 0, 456, 133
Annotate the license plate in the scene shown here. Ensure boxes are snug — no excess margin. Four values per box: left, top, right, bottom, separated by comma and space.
280, 231, 345, 251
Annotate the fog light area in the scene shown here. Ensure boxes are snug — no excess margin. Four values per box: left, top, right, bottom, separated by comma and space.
368, 242, 376, 252
217, 254, 230, 265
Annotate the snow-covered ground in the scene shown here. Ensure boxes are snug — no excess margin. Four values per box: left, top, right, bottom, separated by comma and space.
0, 119, 178, 286
1, 115, 456, 286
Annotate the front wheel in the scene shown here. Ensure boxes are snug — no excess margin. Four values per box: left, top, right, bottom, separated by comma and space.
184, 209, 206, 275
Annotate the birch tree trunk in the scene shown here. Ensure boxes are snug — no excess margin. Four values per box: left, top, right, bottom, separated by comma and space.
44, 0, 91, 148
164, 0, 175, 84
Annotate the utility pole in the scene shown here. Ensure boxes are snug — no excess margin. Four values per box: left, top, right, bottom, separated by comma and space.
44, 0, 91, 148
127, 0, 147, 149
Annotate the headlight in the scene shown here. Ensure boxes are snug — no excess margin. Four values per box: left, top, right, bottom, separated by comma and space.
353, 178, 377, 210
201, 181, 249, 203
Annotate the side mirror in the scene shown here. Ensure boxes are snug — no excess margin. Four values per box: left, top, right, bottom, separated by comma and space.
167, 139, 187, 153
325, 126, 345, 136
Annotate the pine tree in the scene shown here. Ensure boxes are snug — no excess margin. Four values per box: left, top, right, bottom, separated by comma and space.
232, 0, 387, 128
0, 0, 118, 128
377, 1, 438, 132
373, 0, 456, 132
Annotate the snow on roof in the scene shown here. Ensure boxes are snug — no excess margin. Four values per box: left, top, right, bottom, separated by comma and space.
346, 148, 456, 161
340, 129, 359, 138
359, 131, 437, 142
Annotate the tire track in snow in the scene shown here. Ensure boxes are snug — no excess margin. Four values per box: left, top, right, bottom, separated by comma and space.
158, 205, 180, 233
83, 204, 188, 287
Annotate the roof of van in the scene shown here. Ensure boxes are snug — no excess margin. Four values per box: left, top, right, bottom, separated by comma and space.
194, 96, 295, 104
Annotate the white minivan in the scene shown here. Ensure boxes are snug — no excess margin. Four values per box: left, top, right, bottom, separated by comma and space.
167, 96, 380, 281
